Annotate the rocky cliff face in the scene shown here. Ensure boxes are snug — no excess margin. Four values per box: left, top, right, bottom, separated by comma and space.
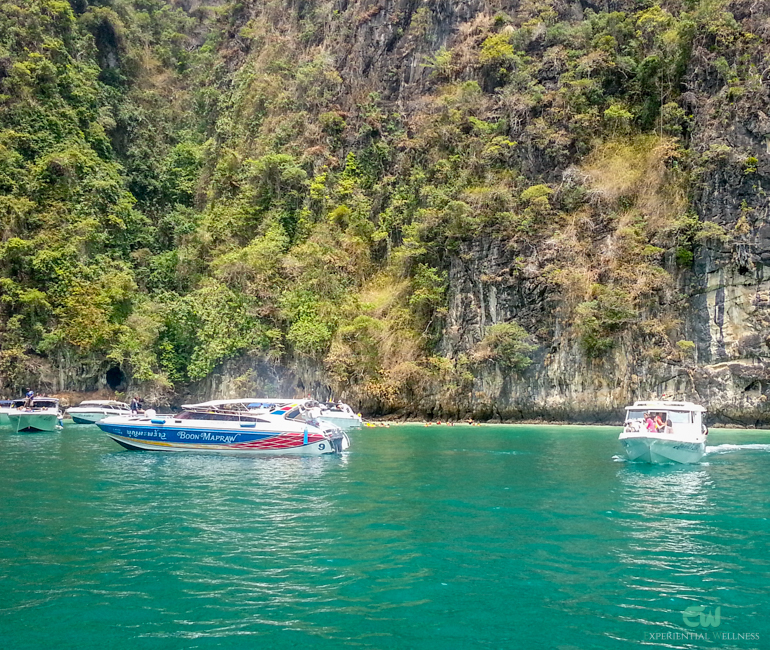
128, 0, 770, 425
6, 0, 770, 426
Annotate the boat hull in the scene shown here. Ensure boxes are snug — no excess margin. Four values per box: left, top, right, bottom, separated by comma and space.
8, 413, 61, 432
621, 436, 706, 464
70, 412, 110, 424
98, 421, 342, 455
319, 415, 362, 431
0, 412, 10, 426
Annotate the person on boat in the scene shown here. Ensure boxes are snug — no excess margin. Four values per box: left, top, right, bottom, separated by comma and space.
654, 413, 665, 432
24, 391, 35, 410
130, 396, 141, 415
664, 418, 673, 434
644, 413, 656, 433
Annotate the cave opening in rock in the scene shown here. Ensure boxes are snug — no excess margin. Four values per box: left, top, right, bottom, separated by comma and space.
106, 366, 125, 390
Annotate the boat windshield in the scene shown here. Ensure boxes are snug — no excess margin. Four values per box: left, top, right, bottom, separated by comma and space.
625, 410, 645, 421
283, 406, 317, 424
667, 411, 691, 424
15, 399, 58, 409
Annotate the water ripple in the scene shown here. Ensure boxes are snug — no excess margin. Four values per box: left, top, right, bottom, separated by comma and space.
1, 423, 769, 648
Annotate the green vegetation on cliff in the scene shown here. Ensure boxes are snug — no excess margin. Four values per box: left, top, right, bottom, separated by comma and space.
0, 0, 767, 412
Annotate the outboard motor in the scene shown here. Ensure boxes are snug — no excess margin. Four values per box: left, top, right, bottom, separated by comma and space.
323, 425, 346, 452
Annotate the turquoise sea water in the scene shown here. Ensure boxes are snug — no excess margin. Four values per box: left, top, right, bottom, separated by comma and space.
1, 423, 769, 649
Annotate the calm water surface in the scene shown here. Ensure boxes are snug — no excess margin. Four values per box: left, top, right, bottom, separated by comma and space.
1, 423, 769, 649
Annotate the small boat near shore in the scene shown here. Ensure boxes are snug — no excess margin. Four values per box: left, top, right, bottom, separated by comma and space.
7, 398, 63, 433
66, 400, 132, 424
97, 401, 350, 455
619, 400, 708, 464
316, 401, 363, 431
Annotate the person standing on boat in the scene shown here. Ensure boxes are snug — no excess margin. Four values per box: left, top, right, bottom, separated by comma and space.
654, 413, 665, 433
24, 391, 35, 410
130, 396, 141, 415
644, 413, 656, 433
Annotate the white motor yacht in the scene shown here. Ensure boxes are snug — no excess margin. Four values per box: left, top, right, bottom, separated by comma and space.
7, 397, 63, 432
619, 400, 708, 464
66, 400, 132, 424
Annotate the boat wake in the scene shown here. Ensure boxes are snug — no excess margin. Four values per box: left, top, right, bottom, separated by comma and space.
705, 443, 770, 455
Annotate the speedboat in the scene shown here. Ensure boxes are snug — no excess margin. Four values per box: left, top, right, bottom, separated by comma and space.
0, 400, 12, 425
619, 400, 708, 464
7, 398, 63, 432
318, 402, 363, 430
97, 401, 350, 455
66, 400, 132, 424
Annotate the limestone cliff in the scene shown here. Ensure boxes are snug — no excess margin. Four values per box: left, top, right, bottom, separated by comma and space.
3, 0, 770, 426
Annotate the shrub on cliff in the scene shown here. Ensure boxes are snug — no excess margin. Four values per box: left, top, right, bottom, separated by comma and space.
472, 322, 536, 372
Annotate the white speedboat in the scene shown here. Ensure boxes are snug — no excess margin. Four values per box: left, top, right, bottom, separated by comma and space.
97, 400, 350, 455
318, 402, 363, 430
619, 400, 708, 464
66, 400, 131, 424
7, 398, 63, 432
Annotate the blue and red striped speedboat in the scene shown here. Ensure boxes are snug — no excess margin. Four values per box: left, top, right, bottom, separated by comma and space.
96, 403, 349, 455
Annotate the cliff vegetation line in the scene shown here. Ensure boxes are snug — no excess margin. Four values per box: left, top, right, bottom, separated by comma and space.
1, 0, 768, 421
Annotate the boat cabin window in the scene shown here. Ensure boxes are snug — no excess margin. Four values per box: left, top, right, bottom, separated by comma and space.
284, 407, 302, 420
667, 411, 691, 424
625, 410, 645, 421
284, 406, 315, 423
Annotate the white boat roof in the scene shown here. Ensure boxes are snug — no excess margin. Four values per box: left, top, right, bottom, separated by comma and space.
181, 398, 300, 409
76, 400, 130, 407
626, 400, 706, 412
12, 397, 59, 406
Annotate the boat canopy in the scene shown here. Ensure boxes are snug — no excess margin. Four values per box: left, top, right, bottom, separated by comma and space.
12, 398, 59, 408
76, 400, 129, 408
626, 400, 706, 412
176, 410, 269, 422
180, 398, 298, 411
